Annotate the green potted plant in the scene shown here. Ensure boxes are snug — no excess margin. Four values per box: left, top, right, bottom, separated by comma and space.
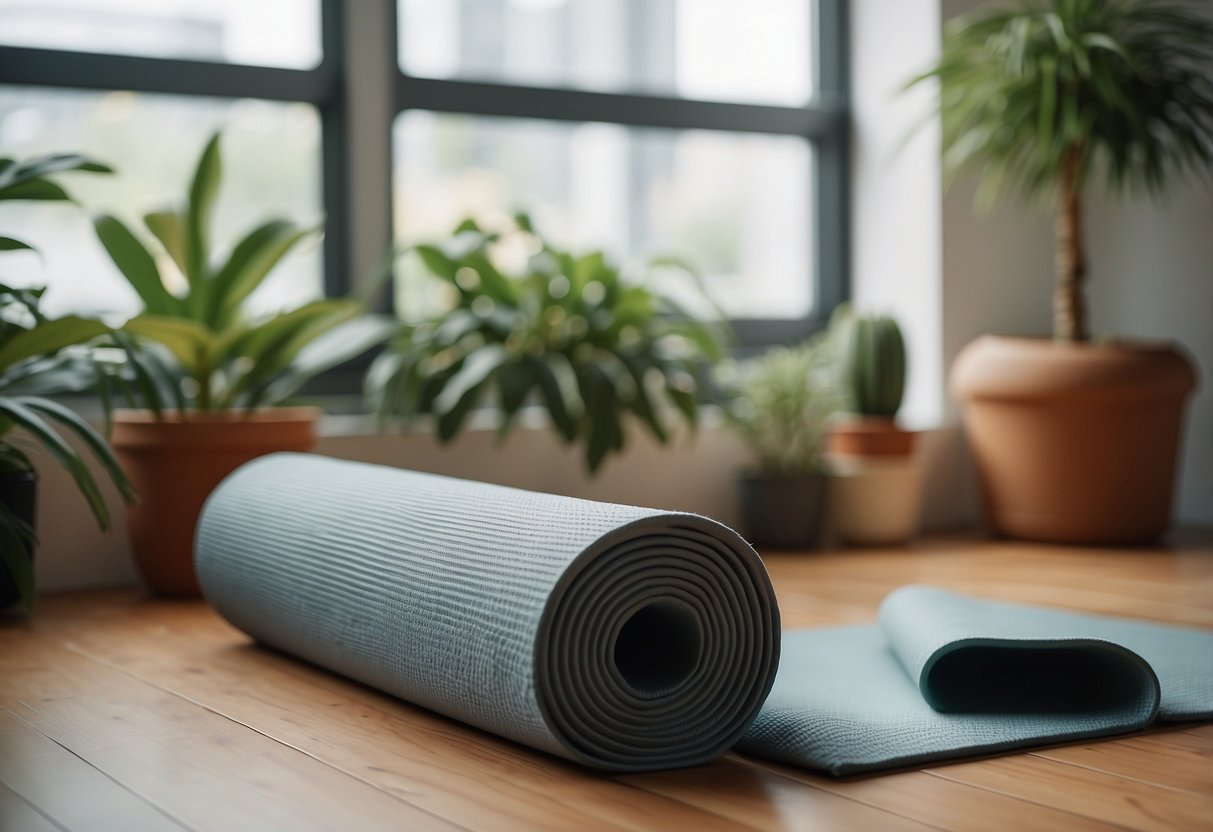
0, 152, 134, 609
825, 308, 924, 545
722, 337, 841, 550
911, 0, 1212, 543
367, 214, 725, 474
93, 132, 395, 596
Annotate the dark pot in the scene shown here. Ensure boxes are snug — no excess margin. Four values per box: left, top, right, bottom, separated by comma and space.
0, 469, 37, 609
738, 472, 829, 550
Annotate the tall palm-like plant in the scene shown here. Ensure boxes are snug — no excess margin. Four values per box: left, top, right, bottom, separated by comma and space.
911, 0, 1213, 341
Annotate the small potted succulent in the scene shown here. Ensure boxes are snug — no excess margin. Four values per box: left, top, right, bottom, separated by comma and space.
911, 0, 1212, 543
94, 132, 395, 596
722, 337, 841, 550
367, 214, 724, 474
0, 152, 134, 609
826, 309, 924, 545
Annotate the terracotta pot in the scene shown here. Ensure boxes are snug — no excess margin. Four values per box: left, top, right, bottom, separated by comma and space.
951, 336, 1196, 545
827, 416, 918, 457
738, 472, 829, 550
112, 408, 320, 596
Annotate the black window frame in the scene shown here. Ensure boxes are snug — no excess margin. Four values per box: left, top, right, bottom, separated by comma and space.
0, 0, 848, 389
0, 0, 350, 297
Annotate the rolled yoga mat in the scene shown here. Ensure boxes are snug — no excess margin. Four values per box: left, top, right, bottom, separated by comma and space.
197, 454, 1213, 775
195, 452, 781, 772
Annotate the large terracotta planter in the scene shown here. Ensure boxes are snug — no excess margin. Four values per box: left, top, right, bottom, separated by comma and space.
951, 336, 1196, 545
112, 408, 320, 596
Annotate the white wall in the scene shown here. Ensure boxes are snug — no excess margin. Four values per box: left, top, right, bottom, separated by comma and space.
849, 0, 943, 427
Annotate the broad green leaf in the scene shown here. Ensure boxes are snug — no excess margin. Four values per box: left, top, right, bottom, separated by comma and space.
19, 397, 137, 503
0, 179, 71, 202
433, 344, 508, 417
0, 316, 109, 373
220, 300, 361, 406
220, 299, 357, 365
0, 236, 34, 253
253, 315, 397, 407
434, 376, 486, 442
494, 360, 535, 439
415, 244, 458, 281
185, 132, 222, 287
122, 315, 213, 373
534, 353, 583, 442
143, 211, 189, 276
665, 386, 699, 431
207, 220, 313, 327
93, 215, 179, 315
0, 397, 108, 527
0, 153, 111, 190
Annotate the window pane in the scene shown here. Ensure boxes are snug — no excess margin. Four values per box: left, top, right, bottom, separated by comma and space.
393, 112, 813, 320
0, 86, 324, 318
399, 0, 813, 106
0, 0, 322, 69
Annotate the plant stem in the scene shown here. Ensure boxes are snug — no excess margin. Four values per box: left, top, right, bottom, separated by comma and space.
196, 367, 212, 413
1055, 144, 1088, 342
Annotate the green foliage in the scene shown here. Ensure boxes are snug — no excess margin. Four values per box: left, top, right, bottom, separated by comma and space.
0, 151, 127, 608
93, 131, 395, 412
367, 214, 727, 474
831, 307, 907, 419
720, 337, 843, 477
911, 0, 1213, 205
0, 153, 112, 254
0, 285, 136, 610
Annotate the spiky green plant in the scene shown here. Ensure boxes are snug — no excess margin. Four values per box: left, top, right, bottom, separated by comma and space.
721, 337, 843, 476
910, 0, 1213, 341
832, 309, 907, 419
93, 132, 395, 413
367, 214, 725, 474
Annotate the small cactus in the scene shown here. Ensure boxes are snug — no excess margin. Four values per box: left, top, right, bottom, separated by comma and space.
835, 311, 906, 418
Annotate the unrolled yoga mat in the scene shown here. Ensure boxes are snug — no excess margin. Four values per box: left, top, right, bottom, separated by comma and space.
196, 454, 1213, 775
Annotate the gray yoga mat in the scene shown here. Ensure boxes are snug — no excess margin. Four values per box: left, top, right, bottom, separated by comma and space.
196, 454, 1213, 775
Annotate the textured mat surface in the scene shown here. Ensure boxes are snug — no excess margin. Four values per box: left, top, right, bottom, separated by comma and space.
196, 455, 1213, 775
739, 586, 1211, 774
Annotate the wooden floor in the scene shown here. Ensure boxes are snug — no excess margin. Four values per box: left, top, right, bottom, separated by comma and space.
2, 533, 1211, 832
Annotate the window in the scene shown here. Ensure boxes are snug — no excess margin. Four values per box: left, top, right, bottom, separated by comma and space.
0, 0, 339, 320
393, 0, 848, 342
0, 0, 847, 363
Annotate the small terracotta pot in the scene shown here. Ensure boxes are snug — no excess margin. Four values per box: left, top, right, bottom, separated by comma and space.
827, 416, 917, 457
112, 408, 320, 596
952, 336, 1196, 545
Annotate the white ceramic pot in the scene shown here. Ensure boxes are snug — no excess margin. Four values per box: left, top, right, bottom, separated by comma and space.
826, 452, 924, 545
